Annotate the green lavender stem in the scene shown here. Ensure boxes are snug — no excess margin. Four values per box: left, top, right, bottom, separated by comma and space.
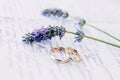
84, 35, 120, 48
86, 23, 120, 42
66, 31, 120, 48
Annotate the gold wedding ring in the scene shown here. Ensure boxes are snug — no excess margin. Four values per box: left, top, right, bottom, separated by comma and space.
50, 47, 81, 63
50, 47, 70, 63
66, 47, 81, 62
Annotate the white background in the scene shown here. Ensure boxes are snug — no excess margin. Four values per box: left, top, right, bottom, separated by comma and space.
0, 0, 120, 80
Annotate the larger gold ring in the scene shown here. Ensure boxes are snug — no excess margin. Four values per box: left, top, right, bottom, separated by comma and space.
50, 47, 70, 63
66, 48, 80, 62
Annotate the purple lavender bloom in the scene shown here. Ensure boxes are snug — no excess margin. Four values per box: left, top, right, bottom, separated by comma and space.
31, 27, 47, 37
42, 8, 69, 18
31, 27, 49, 42
75, 17, 86, 27
22, 25, 66, 44
78, 18, 86, 27
36, 27, 48, 34
74, 30, 84, 42
42, 9, 52, 16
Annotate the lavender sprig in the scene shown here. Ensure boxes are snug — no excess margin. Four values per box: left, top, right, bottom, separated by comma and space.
22, 25, 120, 48
22, 25, 66, 44
66, 30, 120, 48
41, 8, 120, 42
76, 17, 120, 42
42, 8, 69, 18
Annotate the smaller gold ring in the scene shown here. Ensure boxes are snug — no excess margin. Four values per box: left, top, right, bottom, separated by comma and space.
50, 47, 70, 63
66, 48, 80, 62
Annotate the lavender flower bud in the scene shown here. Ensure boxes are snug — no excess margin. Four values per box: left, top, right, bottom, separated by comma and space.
42, 8, 69, 18
22, 25, 66, 44
74, 30, 84, 42
77, 18, 86, 27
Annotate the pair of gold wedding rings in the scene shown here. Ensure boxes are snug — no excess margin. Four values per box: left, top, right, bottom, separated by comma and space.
50, 47, 81, 63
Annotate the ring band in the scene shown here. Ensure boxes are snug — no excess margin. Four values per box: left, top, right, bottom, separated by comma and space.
66, 48, 80, 62
50, 47, 70, 63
